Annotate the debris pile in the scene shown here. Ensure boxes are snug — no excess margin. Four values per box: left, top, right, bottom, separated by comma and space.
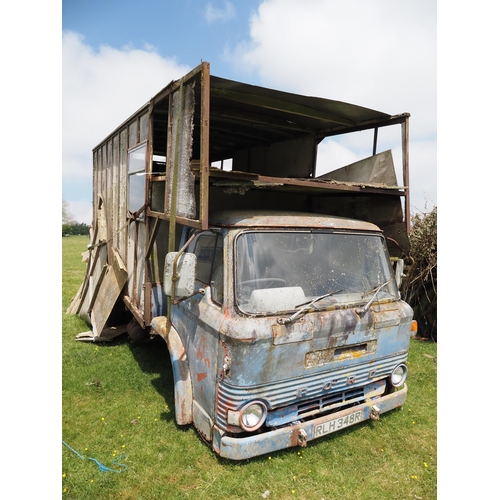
401, 206, 437, 341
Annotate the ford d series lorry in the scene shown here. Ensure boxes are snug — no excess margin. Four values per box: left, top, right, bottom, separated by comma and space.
69, 62, 416, 460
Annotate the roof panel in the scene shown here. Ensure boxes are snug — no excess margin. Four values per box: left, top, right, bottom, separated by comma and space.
204, 75, 394, 160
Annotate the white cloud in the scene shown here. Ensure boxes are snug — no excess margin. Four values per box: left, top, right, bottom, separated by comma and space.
62, 31, 190, 180
62, 31, 190, 221
66, 199, 93, 226
227, 0, 437, 213
408, 139, 437, 213
205, 1, 236, 23
232, 0, 436, 130
316, 139, 361, 176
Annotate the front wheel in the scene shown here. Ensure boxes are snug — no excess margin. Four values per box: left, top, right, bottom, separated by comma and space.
126, 319, 150, 343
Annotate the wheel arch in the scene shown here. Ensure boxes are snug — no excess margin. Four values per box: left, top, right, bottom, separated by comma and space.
151, 317, 193, 425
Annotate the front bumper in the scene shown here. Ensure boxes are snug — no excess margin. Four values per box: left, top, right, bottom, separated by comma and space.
213, 384, 407, 460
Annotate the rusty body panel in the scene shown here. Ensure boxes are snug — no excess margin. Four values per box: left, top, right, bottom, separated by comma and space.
69, 62, 414, 460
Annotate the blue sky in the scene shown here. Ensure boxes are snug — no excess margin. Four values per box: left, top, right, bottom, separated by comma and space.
62, 0, 437, 223
62, 0, 259, 72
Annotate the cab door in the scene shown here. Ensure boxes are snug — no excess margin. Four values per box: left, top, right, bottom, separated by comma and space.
170, 230, 225, 437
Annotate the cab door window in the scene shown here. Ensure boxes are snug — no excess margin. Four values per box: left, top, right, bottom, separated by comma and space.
188, 231, 224, 305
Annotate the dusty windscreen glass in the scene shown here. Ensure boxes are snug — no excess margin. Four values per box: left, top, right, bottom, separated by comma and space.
235, 231, 397, 314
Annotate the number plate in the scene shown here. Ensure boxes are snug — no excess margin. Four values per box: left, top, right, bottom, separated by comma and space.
314, 410, 362, 438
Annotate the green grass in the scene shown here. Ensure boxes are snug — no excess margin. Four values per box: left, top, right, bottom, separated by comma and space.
62, 235, 437, 499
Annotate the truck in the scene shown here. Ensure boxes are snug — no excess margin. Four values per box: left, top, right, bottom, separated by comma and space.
68, 62, 417, 460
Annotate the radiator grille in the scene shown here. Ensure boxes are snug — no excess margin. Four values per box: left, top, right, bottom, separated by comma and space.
297, 386, 365, 416
215, 352, 406, 432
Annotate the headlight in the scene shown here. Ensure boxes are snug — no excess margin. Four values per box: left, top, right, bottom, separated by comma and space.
390, 364, 408, 387
239, 401, 267, 431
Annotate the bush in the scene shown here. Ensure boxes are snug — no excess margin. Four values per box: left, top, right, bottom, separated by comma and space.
401, 207, 437, 341
62, 222, 90, 237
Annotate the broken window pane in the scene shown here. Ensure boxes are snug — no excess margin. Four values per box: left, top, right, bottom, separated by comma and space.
128, 143, 146, 212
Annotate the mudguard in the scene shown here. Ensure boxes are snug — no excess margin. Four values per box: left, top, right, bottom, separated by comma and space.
151, 317, 193, 425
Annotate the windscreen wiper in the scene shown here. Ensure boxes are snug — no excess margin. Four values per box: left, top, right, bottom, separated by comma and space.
277, 289, 344, 325
355, 279, 392, 316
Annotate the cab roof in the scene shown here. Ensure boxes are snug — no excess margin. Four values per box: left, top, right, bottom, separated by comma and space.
209, 210, 381, 232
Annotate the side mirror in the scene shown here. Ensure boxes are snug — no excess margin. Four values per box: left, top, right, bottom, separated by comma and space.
394, 259, 405, 289
164, 252, 197, 298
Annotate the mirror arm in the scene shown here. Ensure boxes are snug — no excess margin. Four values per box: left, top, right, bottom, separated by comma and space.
172, 288, 205, 305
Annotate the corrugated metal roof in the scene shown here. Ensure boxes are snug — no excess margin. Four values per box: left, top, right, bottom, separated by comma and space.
206, 75, 395, 162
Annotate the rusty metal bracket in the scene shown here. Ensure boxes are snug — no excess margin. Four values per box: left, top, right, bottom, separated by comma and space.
297, 429, 308, 447
369, 404, 381, 421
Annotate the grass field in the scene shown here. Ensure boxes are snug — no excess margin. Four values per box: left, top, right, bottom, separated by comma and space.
62, 235, 437, 499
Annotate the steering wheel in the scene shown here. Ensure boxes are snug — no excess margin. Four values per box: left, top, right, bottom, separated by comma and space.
239, 278, 287, 289
238, 278, 287, 303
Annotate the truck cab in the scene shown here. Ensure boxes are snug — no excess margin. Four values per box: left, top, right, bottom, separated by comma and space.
160, 211, 413, 460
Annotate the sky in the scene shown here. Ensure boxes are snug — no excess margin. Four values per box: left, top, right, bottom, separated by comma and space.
62, 0, 437, 224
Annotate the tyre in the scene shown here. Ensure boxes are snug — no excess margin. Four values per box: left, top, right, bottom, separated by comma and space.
126, 319, 150, 342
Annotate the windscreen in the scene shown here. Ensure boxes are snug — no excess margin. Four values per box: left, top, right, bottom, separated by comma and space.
235, 231, 397, 314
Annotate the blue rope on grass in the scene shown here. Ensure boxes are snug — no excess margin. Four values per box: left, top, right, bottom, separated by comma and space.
62, 441, 127, 473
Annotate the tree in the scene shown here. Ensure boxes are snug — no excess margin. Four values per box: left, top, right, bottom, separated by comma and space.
62, 222, 90, 236
62, 199, 76, 225
62, 200, 90, 236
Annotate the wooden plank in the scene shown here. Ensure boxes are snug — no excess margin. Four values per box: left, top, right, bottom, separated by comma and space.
75, 325, 127, 343
66, 231, 101, 315
87, 262, 108, 314
200, 61, 210, 230
90, 249, 128, 337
